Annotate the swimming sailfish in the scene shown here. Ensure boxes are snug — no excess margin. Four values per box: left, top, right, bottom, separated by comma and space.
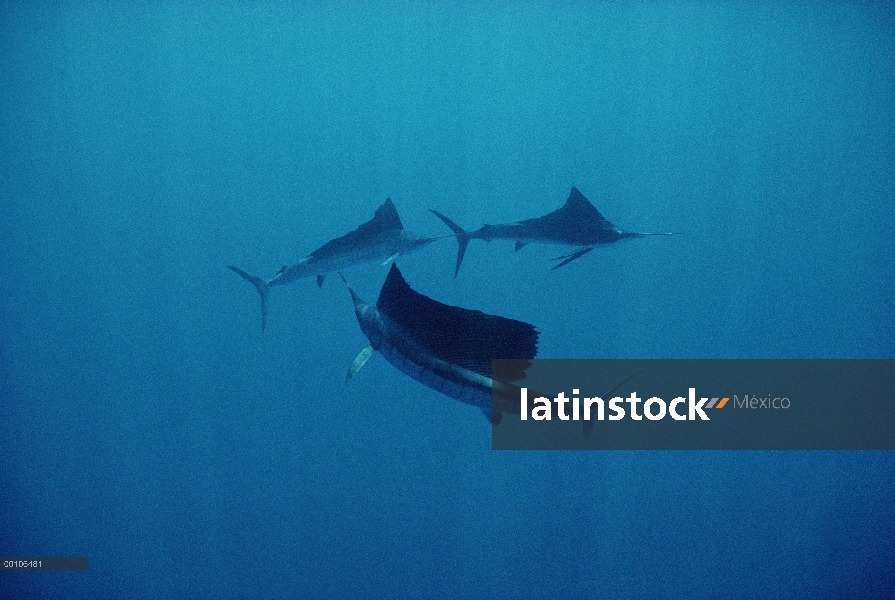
431, 186, 680, 276
229, 198, 438, 331
340, 263, 539, 424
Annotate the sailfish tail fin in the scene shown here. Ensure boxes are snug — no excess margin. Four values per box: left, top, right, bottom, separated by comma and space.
430, 209, 471, 278
227, 266, 269, 332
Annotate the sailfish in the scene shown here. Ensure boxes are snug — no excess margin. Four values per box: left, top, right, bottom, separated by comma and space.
340, 263, 539, 424
228, 198, 439, 331
431, 186, 680, 276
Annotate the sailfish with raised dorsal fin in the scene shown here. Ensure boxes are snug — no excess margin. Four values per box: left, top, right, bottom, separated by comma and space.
430, 186, 680, 276
228, 198, 439, 331
340, 263, 539, 424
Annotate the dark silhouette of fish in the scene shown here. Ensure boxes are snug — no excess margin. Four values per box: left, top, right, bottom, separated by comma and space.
340, 263, 539, 424
229, 199, 438, 331
431, 186, 680, 276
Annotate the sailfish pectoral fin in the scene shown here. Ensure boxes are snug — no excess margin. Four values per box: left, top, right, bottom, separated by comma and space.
583, 368, 643, 437
316, 275, 326, 288
382, 253, 399, 266
481, 406, 502, 425
345, 346, 375, 384
549, 246, 595, 270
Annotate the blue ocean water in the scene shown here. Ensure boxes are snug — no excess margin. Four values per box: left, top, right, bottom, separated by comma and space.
2, 2, 893, 598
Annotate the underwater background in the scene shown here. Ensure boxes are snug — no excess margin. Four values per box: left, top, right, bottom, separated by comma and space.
2, 2, 894, 598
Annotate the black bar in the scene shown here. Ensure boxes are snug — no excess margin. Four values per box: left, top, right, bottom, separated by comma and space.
1, 557, 89, 570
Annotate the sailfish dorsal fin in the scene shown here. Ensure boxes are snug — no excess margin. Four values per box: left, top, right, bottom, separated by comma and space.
376, 264, 539, 378
369, 198, 404, 231
526, 187, 615, 237
562, 187, 607, 222
307, 198, 406, 261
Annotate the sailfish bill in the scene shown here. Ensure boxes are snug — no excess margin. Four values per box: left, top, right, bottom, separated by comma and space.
228, 198, 440, 331
340, 264, 539, 424
431, 186, 681, 276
